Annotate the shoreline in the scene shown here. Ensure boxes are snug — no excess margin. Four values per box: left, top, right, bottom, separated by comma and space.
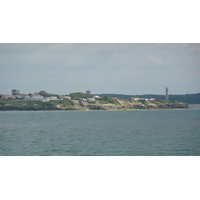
0, 100, 189, 111
0, 105, 189, 111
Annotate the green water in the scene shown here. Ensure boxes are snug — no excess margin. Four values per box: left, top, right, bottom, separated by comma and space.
0, 108, 200, 156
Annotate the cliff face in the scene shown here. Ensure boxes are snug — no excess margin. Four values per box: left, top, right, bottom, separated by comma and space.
156, 102, 189, 109
0, 100, 189, 111
85, 102, 189, 110
69, 100, 188, 110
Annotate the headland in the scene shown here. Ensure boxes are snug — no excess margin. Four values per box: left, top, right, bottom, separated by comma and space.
0, 91, 188, 111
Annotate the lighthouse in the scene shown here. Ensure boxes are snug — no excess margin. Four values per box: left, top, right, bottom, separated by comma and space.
165, 87, 169, 101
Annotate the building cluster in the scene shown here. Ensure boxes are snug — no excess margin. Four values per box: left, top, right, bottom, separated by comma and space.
0, 89, 68, 102
0, 93, 59, 102
79, 95, 101, 104
0, 88, 169, 102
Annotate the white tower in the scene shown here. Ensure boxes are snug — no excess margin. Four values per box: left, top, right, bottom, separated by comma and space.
165, 87, 169, 101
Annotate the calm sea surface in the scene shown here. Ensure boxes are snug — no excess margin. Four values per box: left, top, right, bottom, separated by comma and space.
0, 107, 200, 156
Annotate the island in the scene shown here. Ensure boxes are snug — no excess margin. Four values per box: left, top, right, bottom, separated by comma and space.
0, 91, 189, 111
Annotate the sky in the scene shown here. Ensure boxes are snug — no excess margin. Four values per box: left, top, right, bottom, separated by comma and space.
0, 43, 200, 96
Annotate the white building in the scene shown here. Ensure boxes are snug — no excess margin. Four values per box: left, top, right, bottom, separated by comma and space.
25, 94, 44, 101
87, 98, 96, 102
93, 95, 101, 99
46, 96, 58, 101
62, 96, 71, 100
131, 97, 139, 100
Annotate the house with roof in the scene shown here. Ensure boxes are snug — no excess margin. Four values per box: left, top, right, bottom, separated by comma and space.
0, 95, 16, 100
28, 94, 44, 100
131, 97, 139, 101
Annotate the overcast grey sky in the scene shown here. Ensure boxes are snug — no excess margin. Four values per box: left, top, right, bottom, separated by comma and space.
0, 43, 200, 95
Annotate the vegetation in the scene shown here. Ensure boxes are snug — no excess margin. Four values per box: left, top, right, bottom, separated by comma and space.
0, 100, 44, 106
97, 96, 119, 104
69, 92, 93, 100
0, 90, 194, 110
38, 91, 61, 99
0, 99, 74, 110
138, 100, 146, 104
99, 93, 200, 104
11, 89, 20, 95
168, 93, 200, 104
48, 99, 74, 107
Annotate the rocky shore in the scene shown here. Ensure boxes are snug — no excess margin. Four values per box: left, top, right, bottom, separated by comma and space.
75, 102, 189, 110
0, 100, 189, 111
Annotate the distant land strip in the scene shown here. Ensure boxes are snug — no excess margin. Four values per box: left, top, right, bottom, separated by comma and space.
0, 91, 191, 111
99, 93, 200, 104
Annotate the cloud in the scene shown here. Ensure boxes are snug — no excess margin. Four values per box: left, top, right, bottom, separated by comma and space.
0, 43, 200, 95
147, 55, 164, 65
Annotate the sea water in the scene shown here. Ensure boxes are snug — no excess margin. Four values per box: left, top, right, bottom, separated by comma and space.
0, 107, 200, 156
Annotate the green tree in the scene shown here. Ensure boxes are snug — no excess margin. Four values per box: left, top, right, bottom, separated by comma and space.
69, 92, 92, 100
11, 89, 20, 95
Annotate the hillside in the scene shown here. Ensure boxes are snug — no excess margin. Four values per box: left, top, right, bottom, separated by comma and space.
0, 98, 188, 111
98, 93, 200, 104
0, 91, 191, 111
